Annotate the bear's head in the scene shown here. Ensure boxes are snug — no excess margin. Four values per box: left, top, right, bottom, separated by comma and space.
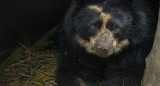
63, 0, 149, 58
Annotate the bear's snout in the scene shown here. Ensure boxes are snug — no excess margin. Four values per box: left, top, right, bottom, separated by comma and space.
94, 32, 114, 58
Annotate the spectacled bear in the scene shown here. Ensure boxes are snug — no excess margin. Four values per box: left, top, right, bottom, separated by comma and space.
56, 0, 158, 86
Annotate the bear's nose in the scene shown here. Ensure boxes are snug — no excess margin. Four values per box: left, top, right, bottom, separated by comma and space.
95, 43, 110, 53
98, 47, 108, 52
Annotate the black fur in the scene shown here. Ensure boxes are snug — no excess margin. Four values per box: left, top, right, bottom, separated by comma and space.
56, 0, 158, 86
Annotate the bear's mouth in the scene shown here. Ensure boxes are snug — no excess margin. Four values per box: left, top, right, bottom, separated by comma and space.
92, 39, 129, 58
93, 46, 114, 58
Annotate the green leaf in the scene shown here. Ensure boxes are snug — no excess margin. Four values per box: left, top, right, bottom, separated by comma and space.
31, 26, 58, 49
0, 50, 25, 74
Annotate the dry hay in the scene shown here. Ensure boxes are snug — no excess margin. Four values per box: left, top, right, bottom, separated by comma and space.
0, 49, 58, 86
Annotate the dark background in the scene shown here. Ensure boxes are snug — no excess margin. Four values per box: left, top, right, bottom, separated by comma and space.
0, 0, 71, 51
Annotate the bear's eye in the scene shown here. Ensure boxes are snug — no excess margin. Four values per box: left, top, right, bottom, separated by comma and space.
113, 25, 119, 30
113, 25, 120, 33
90, 25, 96, 29
90, 21, 102, 30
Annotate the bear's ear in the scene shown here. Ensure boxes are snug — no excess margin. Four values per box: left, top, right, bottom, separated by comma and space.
74, 0, 85, 4
74, 0, 95, 5
123, 0, 133, 7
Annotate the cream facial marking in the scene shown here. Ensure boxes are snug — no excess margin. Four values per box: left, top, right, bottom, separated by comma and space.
114, 39, 129, 53
88, 5, 112, 32
76, 35, 94, 53
76, 35, 129, 57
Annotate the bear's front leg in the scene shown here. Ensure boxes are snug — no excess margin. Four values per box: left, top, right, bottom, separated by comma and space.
102, 45, 149, 86
56, 55, 99, 86
103, 67, 143, 86
56, 65, 99, 86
